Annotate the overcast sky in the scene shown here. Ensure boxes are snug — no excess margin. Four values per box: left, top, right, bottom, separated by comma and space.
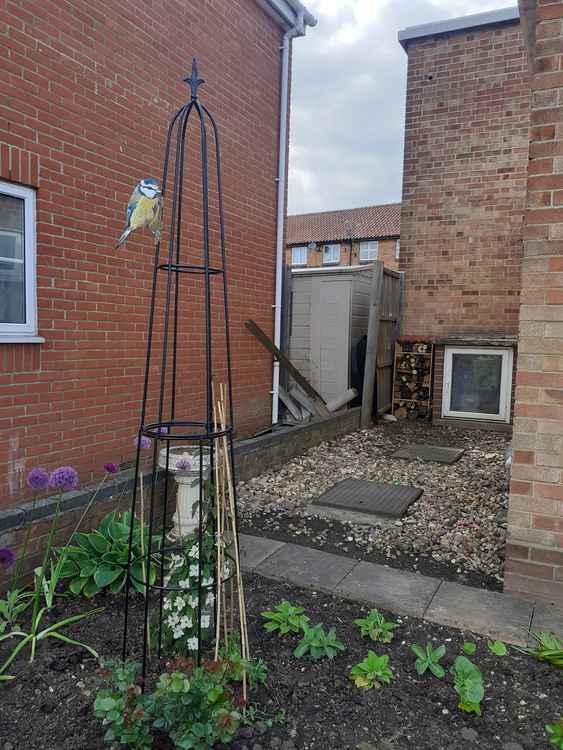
288, 0, 517, 215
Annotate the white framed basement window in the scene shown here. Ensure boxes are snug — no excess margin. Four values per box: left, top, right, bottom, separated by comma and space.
323, 243, 340, 265
0, 180, 38, 339
291, 246, 307, 267
359, 240, 378, 263
442, 347, 513, 422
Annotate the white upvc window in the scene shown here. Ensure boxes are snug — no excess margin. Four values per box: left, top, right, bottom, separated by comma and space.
395, 239, 400, 260
323, 243, 340, 265
291, 246, 307, 266
0, 180, 38, 339
442, 347, 513, 422
359, 240, 378, 262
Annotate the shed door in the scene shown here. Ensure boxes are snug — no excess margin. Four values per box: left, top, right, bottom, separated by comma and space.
310, 278, 351, 402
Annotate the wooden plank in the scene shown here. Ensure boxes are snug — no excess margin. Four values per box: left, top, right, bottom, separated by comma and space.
245, 319, 331, 417
361, 260, 384, 428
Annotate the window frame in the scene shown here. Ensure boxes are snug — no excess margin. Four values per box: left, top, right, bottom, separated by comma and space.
0, 180, 37, 339
323, 243, 340, 265
395, 239, 400, 261
291, 246, 307, 267
442, 346, 513, 422
359, 240, 379, 263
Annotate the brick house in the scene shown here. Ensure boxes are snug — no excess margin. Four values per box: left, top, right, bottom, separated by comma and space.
0, 0, 315, 518
286, 203, 401, 270
398, 8, 529, 429
399, 5, 563, 603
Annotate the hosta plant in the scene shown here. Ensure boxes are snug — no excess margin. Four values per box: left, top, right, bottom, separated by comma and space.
59, 511, 160, 597
450, 655, 484, 716
294, 623, 345, 661
349, 651, 393, 689
411, 642, 446, 679
261, 600, 309, 636
546, 718, 563, 749
354, 608, 398, 644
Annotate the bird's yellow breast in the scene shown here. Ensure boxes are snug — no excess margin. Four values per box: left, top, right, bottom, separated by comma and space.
130, 196, 158, 230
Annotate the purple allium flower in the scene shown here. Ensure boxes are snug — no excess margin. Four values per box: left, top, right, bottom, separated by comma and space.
26, 467, 50, 491
176, 457, 192, 472
104, 462, 118, 474
49, 466, 79, 492
0, 548, 16, 570
134, 435, 151, 450
156, 426, 169, 435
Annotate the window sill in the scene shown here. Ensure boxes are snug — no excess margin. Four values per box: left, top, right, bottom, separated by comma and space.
0, 335, 45, 344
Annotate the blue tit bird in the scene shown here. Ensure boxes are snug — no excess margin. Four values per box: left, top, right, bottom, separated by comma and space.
115, 178, 163, 249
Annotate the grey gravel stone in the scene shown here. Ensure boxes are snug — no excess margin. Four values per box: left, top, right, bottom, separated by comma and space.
3, 743, 14, 750
460, 727, 479, 743
269, 739, 282, 749
252, 744, 263, 750
503, 743, 524, 750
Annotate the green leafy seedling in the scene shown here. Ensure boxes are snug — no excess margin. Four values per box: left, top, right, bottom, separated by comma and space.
487, 640, 507, 657
462, 642, 476, 656
411, 643, 446, 679
261, 601, 309, 636
524, 631, 563, 669
450, 655, 484, 716
349, 651, 393, 689
294, 623, 345, 661
354, 608, 398, 644
546, 718, 563, 749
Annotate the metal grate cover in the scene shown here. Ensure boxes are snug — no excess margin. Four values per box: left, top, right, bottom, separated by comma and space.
392, 444, 465, 464
312, 479, 423, 519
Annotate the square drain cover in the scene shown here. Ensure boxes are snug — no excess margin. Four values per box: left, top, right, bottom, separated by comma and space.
311, 479, 422, 519
392, 444, 465, 464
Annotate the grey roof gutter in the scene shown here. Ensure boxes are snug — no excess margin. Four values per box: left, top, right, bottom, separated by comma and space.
255, 0, 317, 30
398, 6, 520, 51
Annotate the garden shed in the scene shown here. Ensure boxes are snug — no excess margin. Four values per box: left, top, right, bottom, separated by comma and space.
288, 265, 372, 403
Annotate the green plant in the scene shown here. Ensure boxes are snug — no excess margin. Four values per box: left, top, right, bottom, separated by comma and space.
261, 600, 309, 636
523, 631, 563, 668
450, 655, 484, 716
0, 474, 102, 680
487, 640, 507, 657
293, 623, 345, 661
411, 642, 446, 679
152, 665, 241, 749
354, 608, 398, 643
0, 589, 32, 635
219, 631, 267, 689
462, 642, 476, 656
59, 511, 160, 598
94, 660, 152, 750
546, 718, 563, 748
349, 650, 393, 689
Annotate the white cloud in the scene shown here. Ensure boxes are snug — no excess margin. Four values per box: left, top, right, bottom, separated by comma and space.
289, 0, 519, 214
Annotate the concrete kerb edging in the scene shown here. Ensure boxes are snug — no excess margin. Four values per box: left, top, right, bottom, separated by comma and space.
239, 534, 563, 645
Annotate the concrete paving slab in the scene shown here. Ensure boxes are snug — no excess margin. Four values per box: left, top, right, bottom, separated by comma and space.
335, 561, 441, 618
255, 542, 358, 592
531, 601, 563, 638
238, 534, 286, 572
424, 581, 534, 645
392, 444, 465, 464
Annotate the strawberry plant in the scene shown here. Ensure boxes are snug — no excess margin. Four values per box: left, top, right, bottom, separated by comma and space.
354, 608, 398, 643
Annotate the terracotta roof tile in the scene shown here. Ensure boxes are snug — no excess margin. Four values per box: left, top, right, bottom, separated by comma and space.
286, 203, 401, 245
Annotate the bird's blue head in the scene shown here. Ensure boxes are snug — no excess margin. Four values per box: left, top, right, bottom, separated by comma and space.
138, 178, 161, 199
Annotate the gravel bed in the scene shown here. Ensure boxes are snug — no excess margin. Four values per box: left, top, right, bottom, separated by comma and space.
237, 421, 511, 587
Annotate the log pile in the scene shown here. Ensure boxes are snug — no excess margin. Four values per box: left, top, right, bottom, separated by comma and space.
392, 339, 433, 420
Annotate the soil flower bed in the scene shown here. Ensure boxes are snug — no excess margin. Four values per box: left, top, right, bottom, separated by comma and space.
238, 421, 510, 590
0, 574, 560, 750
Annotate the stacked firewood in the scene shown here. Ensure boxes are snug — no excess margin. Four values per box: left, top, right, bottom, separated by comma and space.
393, 340, 433, 420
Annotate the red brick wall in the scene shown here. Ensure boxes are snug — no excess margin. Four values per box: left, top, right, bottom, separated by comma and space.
0, 0, 283, 509
400, 21, 530, 339
505, 0, 563, 604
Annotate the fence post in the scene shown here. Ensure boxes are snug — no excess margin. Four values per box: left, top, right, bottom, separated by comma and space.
361, 260, 384, 428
